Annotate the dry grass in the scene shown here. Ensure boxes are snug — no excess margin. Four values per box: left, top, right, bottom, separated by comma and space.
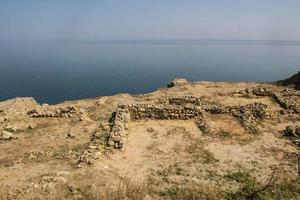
0, 177, 219, 200
80, 177, 151, 200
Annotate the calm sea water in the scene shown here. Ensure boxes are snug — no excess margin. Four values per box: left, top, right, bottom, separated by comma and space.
0, 40, 299, 104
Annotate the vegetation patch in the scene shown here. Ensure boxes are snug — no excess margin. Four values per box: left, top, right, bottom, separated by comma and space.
224, 170, 300, 200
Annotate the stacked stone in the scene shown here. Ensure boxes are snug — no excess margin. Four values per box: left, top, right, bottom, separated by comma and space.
167, 96, 202, 105
280, 88, 300, 97
127, 104, 203, 120
231, 102, 271, 133
195, 116, 209, 133
166, 96, 233, 114
239, 115, 259, 133
234, 87, 270, 97
27, 105, 84, 118
271, 92, 300, 114
163, 96, 272, 133
76, 122, 111, 167
237, 102, 271, 119
247, 88, 270, 96
234, 88, 300, 114
107, 105, 131, 149
203, 104, 231, 114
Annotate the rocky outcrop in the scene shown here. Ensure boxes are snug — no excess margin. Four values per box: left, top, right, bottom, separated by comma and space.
280, 71, 300, 90
167, 78, 189, 88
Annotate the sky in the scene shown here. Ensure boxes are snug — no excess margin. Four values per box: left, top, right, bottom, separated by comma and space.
0, 0, 299, 41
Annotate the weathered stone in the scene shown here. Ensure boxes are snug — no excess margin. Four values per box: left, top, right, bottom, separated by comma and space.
67, 132, 76, 139
1, 131, 14, 140
167, 78, 189, 88
27, 105, 86, 119
107, 106, 131, 149
147, 127, 155, 133
233, 87, 300, 114
195, 117, 209, 133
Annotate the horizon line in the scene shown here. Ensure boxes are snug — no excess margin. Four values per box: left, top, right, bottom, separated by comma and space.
1, 38, 300, 43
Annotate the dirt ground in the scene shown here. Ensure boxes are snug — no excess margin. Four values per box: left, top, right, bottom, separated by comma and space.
0, 81, 299, 199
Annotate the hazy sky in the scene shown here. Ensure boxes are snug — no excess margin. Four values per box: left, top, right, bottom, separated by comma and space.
0, 0, 299, 41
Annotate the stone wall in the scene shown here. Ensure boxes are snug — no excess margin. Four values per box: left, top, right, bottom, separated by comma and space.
234, 88, 300, 114
127, 104, 204, 120
107, 105, 131, 149
165, 96, 272, 133
27, 105, 85, 120
78, 95, 274, 166
105, 97, 272, 150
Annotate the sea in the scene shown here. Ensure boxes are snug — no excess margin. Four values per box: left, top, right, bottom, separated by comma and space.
0, 40, 299, 104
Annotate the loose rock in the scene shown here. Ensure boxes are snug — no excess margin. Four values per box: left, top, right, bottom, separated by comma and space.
1, 131, 15, 140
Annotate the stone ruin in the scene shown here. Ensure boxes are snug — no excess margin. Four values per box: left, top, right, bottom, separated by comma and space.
104, 96, 272, 150
27, 105, 86, 121
77, 95, 274, 166
233, 87, 300, 114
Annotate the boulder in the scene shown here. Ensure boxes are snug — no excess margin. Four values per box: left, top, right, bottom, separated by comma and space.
167, 78, 189, 88
1, 131, 14, 140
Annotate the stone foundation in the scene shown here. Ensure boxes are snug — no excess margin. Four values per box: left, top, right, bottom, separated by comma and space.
105, 96, 272, 150
234, 88, 300, 114
78, 95, 274, 166
27, 105, 85, 120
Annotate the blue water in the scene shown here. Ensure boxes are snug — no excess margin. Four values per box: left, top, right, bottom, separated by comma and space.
0, 40, 299, 104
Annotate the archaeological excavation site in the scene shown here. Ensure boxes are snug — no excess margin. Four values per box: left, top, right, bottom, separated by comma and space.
0, 76, 300, 199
